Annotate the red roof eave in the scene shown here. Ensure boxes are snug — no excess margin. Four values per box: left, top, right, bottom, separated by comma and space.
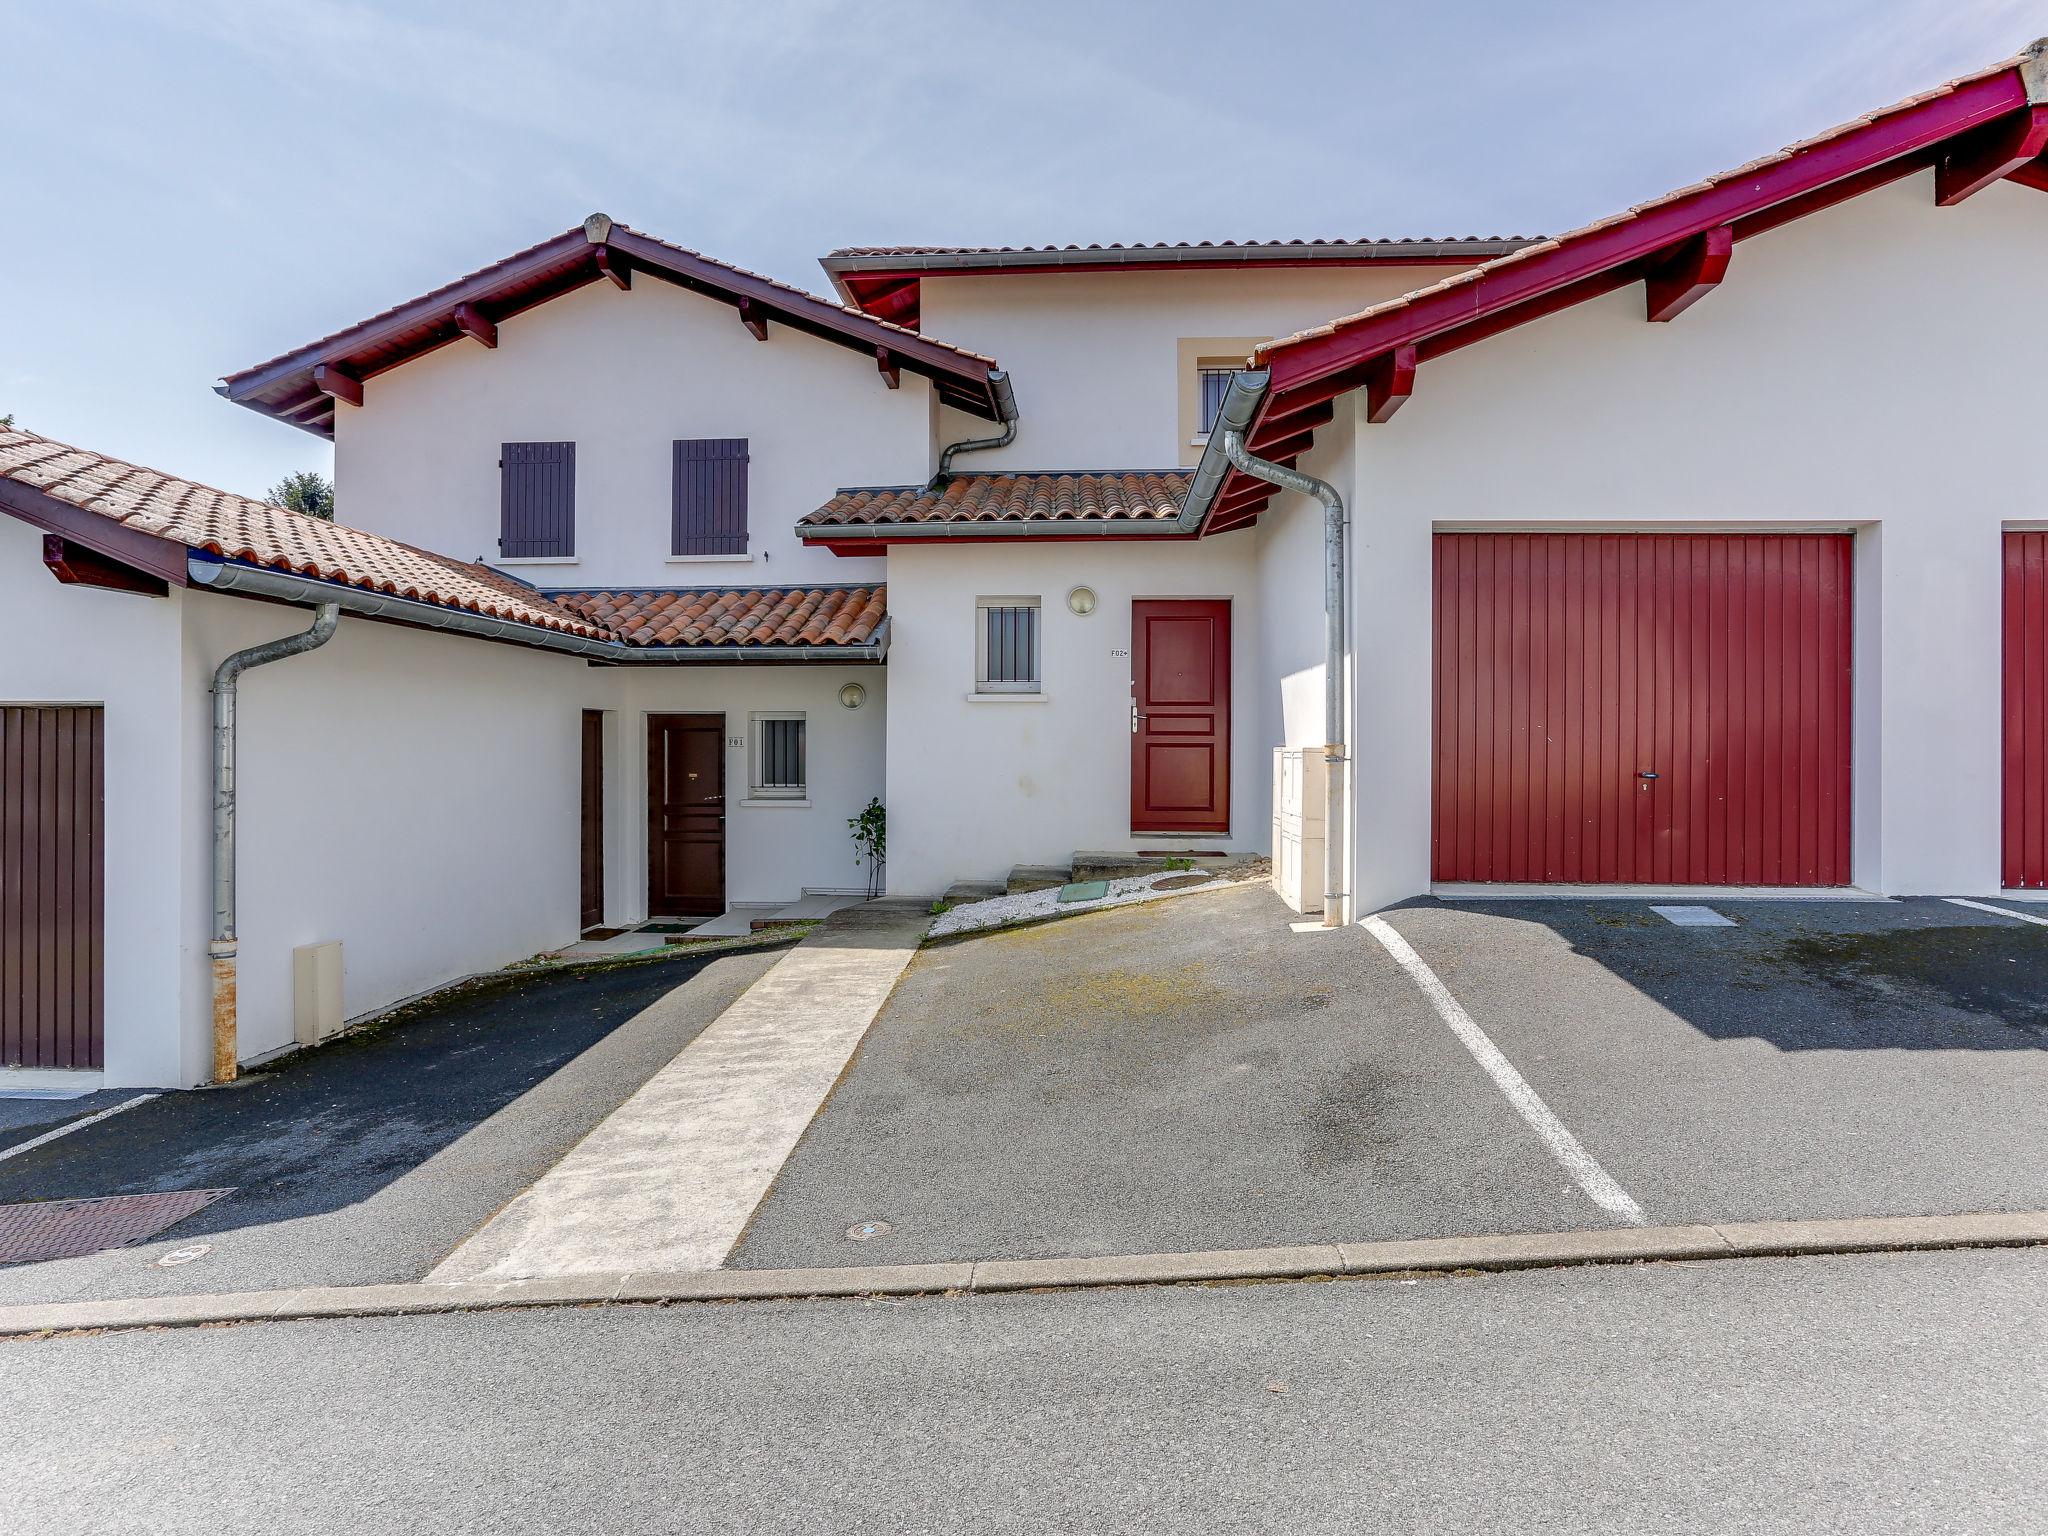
1261, 63, 2029, 396
1201, 50, 2042, 531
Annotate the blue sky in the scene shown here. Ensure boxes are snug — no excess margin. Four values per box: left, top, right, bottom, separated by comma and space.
2, 0, 2039, 498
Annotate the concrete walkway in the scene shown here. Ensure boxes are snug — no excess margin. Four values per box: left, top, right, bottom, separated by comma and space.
429, 902, 929, 1282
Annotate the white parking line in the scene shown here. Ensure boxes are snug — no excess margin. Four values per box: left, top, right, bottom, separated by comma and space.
1361, 915, 1647, 1226
0, 1094, 158, 1165
1944, 897, 2048, 928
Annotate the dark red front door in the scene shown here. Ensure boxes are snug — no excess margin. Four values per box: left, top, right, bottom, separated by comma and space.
648, 714, 725, 916
1131, 600, 1232, 834
1432, 532, 1854, 885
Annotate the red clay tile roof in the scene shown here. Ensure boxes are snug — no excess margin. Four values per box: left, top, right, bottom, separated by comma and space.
0, 427, 890, 652
803, 471, 1191, 529
0, 426, 609, 639
550, 586, 887, 648
222, 216, 1008, 438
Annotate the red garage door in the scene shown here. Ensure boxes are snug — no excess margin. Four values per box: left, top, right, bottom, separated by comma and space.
1433, 533, 1853, 886
2005, 532, 2048, 889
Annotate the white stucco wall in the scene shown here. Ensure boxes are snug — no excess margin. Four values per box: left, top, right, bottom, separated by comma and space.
330, 276, 935, 592
604, 665, 887, 913
177, 594, 595, 1079
882, 536, 1270, 895
0, 517, 188, 1087
1340, 169, 2046, 904
917, 266, 1469, 471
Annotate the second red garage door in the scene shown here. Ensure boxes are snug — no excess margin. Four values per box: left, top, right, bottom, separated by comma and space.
1433, 533, 1853, 886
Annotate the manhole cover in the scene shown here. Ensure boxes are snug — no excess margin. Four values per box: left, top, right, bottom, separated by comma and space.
846, 1220, 893, 1241
0, 1189, 232, 1266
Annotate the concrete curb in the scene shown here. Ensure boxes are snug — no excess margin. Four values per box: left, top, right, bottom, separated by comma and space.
4, 1210, 2045, 1339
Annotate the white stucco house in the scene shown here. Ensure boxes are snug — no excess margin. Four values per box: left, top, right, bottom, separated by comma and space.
5, 42, 2048, 1088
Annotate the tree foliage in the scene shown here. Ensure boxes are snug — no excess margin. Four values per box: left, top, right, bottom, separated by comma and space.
268, 469, 335, 520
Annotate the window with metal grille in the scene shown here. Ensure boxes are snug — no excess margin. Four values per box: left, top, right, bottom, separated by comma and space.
976, 599, 1040, 693
750, 714, 806, 798
1197, 369, 1236, 437
673, 438, 749, 556
500, 441, 575, 558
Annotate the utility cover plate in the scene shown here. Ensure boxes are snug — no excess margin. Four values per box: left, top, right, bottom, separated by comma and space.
1056, 880, 1111, 904
0, 1189, 232, 1266
1650, 905, 1737, 927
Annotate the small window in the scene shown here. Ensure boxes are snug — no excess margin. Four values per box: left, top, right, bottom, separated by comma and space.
976, 599, 1040, 693
750, 713, 806, 798
1196, 368, 1236, 438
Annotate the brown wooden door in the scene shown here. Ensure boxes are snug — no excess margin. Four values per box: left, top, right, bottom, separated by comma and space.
1131, 600, 1232, 834
648, 714, 725, 916
2, 706, 103, 1070
579, 711, 604, 931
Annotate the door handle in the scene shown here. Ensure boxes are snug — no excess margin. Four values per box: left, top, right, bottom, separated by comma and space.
1637, 770, 1659, 779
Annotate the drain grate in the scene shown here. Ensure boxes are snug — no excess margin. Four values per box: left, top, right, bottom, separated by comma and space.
0, 1189, 232, 1266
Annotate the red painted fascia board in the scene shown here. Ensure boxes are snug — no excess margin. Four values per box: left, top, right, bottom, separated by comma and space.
221, 232, 591, 401
226, 231, 1007, 425
1264, 68, 2029, 397
0, 480, 191, 586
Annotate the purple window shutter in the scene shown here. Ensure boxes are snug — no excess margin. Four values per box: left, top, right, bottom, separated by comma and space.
501, 441, 575, 558
673, 439, 749, 556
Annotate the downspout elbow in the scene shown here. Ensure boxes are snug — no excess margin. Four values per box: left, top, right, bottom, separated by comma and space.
935, 370, 1018, 479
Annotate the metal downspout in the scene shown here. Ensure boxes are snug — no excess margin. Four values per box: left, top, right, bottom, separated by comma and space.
210, 603, 341, 1082
934, 370, 1019, 477
1222, 430, 1350, 929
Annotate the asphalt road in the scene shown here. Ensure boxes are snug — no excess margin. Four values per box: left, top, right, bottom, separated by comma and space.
1383, 895, 2048, 1224
735, 887, 2048, 1270
0, 945, 786, 1305
2, 1247, 2041, 1533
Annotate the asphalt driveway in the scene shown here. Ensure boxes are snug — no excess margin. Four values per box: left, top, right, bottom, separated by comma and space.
0, 943, 788, 1305
730, 886, 2048, 1269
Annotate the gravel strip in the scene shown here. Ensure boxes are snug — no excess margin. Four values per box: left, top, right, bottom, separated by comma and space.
928, 871, 1256, 939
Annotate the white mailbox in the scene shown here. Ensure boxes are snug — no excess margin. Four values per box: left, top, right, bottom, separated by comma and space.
1272, 747, 1327, 915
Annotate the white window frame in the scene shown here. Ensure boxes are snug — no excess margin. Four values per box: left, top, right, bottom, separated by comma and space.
975, 598, 1042, 694
748, 711, 807, 799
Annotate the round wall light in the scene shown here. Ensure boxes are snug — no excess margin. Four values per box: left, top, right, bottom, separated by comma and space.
1066, 585, 1098, 616
838, 682, 867, 710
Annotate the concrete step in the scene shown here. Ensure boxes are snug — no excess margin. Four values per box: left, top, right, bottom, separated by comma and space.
1006, 864, 1074, 895
943, 880, 1007, 905
1071, 849, 1220, 882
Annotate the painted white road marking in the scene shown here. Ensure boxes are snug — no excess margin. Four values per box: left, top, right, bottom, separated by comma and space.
1362, 915, 1647, 1226
0, 1094, 158, 1165
1944, 897, 2048, 928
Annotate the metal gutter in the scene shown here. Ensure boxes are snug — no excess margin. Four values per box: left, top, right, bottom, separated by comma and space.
1180, 369, 1271, 530
185, 556, 891, 662
821, 239, 1538, 276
